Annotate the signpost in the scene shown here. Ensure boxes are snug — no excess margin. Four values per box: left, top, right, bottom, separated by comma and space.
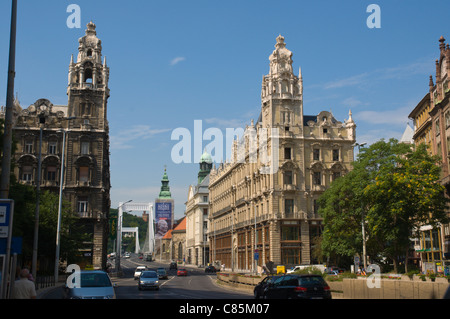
0, 200, 14, 299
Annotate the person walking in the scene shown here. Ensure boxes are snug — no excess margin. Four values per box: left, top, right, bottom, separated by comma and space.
11, 269, 36, 299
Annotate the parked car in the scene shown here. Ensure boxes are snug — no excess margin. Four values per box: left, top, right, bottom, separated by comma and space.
134, 266, 147, 280
138, 271, 160, 290
205, 265, 217, 273
64, 270, 116, 299
169, 262, 178, 270
157, 267, 168, 279
263, 274, 331, 299
254, 275, 280, 299
177, 268, 188, 276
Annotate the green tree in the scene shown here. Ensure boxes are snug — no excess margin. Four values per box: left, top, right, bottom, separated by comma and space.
319, 139, 449, 273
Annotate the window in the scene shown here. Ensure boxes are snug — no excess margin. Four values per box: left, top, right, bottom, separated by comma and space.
81, 142, 90, 155
77, 197, 88, 213
22, 166, 33, 181
284, 147, 291, 160
25, 141, 33, 154
46, 166, 57, 181
313, 149, 320, 161
203, 208, 208, 215
79, 166, 89, 182
282, 226, 299, 241
48, 142, 57, 155
323, 128, 328, 134
333, 149, 339, 161
436, 119, 440, 136
203, 196, 208, 203
313, 172, 321, 185
284, 171, 293, 185
285, 199, 294, 214
313, 200, 319, 214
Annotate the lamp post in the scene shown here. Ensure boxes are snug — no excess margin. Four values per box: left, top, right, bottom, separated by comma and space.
354, 142, 367, 271
54, 117, 76, 283
32, 114, 46, 281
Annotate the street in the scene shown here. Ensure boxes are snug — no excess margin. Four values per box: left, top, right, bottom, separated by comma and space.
43, 254, 253, 299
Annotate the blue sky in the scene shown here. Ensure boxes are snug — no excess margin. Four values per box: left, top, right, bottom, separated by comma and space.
0, 0, 449, 219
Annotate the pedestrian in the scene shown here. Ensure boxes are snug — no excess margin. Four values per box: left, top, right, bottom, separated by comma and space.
12, 268, 37, 299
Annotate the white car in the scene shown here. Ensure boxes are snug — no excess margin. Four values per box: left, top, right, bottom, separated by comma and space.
134, 266, 147, 280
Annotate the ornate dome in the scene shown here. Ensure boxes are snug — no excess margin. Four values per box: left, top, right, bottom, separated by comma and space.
200, 150, 213, 164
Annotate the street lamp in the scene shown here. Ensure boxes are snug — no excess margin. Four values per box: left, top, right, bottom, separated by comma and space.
32, 113, 46, 281
54, 117, 76, 283
353, 142, 367, 271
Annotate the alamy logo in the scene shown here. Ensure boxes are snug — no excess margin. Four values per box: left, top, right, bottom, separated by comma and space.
366, 264, 381, 289
366, 4, 381, 29
66, 4, 81, 29
66, 264, 81, 288
171, 120, 279, 174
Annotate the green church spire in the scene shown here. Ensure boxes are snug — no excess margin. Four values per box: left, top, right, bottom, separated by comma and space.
159, 167, 172, 199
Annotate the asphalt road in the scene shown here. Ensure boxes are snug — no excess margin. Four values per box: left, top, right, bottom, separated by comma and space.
43, 255, 253, 299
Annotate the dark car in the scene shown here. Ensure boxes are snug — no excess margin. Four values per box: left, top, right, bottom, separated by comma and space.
205, 265, 217, 273
254, 275, 280, 299
263, 274, 331, 299
157, 267, 168, 279
169, 262, 178, 270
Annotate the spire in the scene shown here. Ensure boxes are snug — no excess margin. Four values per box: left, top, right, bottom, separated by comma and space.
158, 167, 172, 199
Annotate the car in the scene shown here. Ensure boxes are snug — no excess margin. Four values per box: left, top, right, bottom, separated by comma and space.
254, 275, 280, 299
157, 267, 168, 279
138, 271, 160, 290
134, 266, 147, 280
64, 270, 116, 299
205, 265, 217, 273
177, 268, 188, 276
263, 274, 331, 299
169, 262, 178, 270
123, 252, 130, 259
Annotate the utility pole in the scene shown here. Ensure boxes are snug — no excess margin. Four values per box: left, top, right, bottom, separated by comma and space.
0, 0, 17, 300
0, 0, 17, 199
32, 119, 44, 281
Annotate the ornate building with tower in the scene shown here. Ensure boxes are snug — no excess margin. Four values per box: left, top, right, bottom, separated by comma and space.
409, 36, 450, 269
208, 35, 356, 271
1, 22, 111, 270
185, 150, 213, 266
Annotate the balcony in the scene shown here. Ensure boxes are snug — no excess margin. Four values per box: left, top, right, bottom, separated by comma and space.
283, 184, 296, 191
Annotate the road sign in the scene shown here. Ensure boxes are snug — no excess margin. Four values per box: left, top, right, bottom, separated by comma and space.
0, 202, 12, 238
0, 237, 22, 254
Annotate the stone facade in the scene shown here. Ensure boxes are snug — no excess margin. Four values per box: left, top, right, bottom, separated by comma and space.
410, 36, 450, 268
208, 35, 356, 271
185, 151, 212, 266
2, 22, 111, 270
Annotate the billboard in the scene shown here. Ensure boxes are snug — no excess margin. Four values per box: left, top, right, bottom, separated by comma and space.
155, 202, 172, 239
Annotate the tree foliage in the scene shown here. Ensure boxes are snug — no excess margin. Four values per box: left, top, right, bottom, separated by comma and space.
319, 139, 449, 272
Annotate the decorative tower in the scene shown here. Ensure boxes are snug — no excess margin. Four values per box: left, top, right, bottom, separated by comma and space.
260, 35, 303, 134
67, 21, 110, 128
64, 22, 111, 270
198, 150, 212, 184
155, 168, 175, 240
159, 168, 172, 199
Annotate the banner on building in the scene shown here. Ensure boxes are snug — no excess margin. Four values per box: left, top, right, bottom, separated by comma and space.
155, 202, 172, 239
